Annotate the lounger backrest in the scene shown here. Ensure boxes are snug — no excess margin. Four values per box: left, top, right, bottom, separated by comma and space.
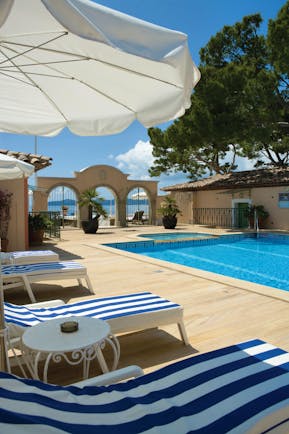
1, 339, 289, 433
132, 210, 144, 220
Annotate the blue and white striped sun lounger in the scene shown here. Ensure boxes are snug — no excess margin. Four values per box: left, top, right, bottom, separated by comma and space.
1, 261, 93, 303
5, 291, 188, 344
1, 339, 289, 433
0, 250, 59, 265
5, 292, 188, 376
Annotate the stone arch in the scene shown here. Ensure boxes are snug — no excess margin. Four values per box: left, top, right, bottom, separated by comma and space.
127, 185, 152, 224
47, 185, 79, 224
92, 185, 119, 227
33, 182, 81, 226
35, 165, 158, 227
46, 183, 80, 198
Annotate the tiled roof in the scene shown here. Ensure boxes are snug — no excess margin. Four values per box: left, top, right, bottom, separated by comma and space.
162, 167, 289, 192
0, 149, 52, 172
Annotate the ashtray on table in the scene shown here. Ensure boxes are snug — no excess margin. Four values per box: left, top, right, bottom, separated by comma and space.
60, 321, 79, 333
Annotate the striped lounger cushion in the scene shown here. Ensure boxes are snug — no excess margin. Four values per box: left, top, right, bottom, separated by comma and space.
1, 261, 86, 277
1, 339, 289, 433
5, 292, 188, 342
0, 250, 59, 265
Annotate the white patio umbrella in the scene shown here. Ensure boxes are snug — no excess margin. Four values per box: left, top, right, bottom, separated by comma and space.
0, 153, 35, 179
131, 191, 148, 200
0, 0, 201, 372
0, 0, 200, 137
0, 154, 34, 371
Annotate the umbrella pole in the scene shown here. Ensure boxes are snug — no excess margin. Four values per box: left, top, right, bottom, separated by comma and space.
0, 254, 9, 372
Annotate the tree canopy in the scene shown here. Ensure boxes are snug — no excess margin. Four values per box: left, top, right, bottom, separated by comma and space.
148, 4, 289, 180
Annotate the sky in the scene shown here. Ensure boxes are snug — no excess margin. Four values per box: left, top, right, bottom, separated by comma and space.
0, 0, 286, 193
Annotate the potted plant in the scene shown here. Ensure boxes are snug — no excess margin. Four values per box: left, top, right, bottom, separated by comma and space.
244, 205, 269, 229
0, 189, 13, 252
158, 196, 181, 229
28, 213, 51, 245
78, 188, 108, 234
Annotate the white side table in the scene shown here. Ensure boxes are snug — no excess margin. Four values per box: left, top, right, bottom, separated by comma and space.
21, 316, 120, 383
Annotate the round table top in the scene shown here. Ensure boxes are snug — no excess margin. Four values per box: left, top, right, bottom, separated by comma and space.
22, 316, 111, 353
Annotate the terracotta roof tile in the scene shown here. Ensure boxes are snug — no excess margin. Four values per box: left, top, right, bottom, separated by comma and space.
162, 168, 289, 191
0, 149, 52, 172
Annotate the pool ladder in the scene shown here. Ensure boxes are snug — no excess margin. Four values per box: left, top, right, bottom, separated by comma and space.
254, 209, 260, 238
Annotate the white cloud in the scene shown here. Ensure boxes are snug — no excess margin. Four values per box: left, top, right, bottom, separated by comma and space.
115, 140, 154, 179
114, 140, 190, 194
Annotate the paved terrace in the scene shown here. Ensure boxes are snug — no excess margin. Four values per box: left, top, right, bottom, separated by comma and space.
6, 224, 289, 385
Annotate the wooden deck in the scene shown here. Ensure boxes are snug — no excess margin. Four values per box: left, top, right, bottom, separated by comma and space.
6, 225, 289, 385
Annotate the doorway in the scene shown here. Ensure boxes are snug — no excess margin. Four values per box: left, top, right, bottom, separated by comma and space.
232, 199, 251, 228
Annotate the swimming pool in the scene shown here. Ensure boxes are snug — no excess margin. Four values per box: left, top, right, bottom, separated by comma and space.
139, 232, 212, 241
106, 233, 289, 292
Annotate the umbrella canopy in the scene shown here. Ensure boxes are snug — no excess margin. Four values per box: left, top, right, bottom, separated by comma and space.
0, 0, 200, 137
131, 191, 148, 200
0, 153, 35, 179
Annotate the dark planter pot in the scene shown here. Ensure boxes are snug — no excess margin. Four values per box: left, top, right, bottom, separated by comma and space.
29, 229, 44, 245
81, 217, 99, 234
249, 216, 268, 229
162, 215, 177, 229
258, 218, 268, 229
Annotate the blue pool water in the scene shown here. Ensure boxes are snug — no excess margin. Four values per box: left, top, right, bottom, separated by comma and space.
139, 232, 211, 241
106, 233, 289, 292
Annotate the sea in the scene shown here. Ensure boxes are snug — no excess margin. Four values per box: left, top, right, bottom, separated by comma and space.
30, 199, 149, 217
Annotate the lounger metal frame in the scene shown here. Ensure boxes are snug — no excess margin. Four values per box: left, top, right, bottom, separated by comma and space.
2, 261, 93, 303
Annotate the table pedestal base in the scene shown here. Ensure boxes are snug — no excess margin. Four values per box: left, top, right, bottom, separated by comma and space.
22, 333, 120, 383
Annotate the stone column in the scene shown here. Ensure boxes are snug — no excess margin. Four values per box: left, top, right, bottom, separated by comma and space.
117, 199, 127, 227
33, 189, 48, 212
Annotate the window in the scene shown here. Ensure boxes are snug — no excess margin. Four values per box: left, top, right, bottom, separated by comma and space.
279, 192, 289, 208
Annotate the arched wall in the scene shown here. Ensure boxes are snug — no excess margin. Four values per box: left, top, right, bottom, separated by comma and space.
126, 184, 154, 222
35, 165, 158, 227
